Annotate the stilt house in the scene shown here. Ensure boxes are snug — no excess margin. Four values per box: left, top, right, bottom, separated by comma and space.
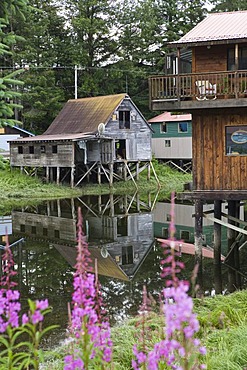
9, 94, 153, 186
149, 11, 247, 292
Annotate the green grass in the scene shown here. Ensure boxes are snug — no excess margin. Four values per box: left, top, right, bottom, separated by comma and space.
38, 290, 247, 370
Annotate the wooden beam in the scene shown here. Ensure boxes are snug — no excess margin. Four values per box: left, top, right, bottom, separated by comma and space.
150, 161, 161, 188
125, 161, 138, 189
75, 162, 97, 187
203, 213, 247, 236
178, 190, 247, 201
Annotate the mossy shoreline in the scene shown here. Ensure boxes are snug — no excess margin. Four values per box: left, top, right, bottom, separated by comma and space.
0, 163, 192, 204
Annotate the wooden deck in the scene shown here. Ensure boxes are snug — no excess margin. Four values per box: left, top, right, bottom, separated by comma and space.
149, 71, 247, 111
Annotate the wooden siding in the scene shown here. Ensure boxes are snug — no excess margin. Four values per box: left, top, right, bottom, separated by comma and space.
193, 45, 228, 73
105, 98, 152, 161
193, 109, 247, 190
151, 121, 192, 138
12, 211, 77, 242
10, 142, 74, 167
152, 137, 192, 159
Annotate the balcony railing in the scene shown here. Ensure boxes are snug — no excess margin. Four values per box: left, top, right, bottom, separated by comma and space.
149, 71, 247, 102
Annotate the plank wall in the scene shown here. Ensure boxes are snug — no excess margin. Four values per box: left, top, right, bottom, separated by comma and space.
193, 108, 247, 190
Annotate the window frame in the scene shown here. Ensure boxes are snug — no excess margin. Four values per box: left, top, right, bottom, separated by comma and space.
178, 122, 188, 133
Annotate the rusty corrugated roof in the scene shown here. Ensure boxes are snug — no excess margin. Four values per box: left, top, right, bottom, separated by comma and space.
54, 244, 129, 281
44, 93, 127, 136
171, 11, 247, 47
148, 112, 191, 123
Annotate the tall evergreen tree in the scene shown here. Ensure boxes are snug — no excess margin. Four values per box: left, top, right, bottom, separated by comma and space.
12, 0, 69, 133
0, 0, 28, 126
211, 0, 247, 11
61, 0, 118, 97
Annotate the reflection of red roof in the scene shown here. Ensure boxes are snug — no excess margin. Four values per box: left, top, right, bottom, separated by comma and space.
157, 238, 225, 260
148, 112, 191, 123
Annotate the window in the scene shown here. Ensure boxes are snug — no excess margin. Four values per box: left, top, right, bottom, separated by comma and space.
165, 140, 171, 147
52, 145, 57, 154
178, 122, 188, 133
160, 122, 167, 133
180, 230, 190, 242
166, 214, 171, 222
40, 145, 46, 153
43, 228, 48, 236
119, 111, 130, 129
162, 227, 169, 238
54, 229, 60, 238
226, 125, 247, 155
228, 47, 247, 70
20, 224, 25, 232
88, 143, 93, 151
31, 226, 36, 234
29, 146, 34, 154
18, 146, 23, 154
112, 114, 117, 121
122, 245, 133, 265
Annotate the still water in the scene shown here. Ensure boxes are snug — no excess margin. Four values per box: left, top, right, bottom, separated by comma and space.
0, 194, 242, 346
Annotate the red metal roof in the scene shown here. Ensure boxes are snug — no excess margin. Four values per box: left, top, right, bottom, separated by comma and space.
8, 132, 94, 143
157, 239, 225, 260
171, 11, 247, 47
44, 93, 127, 136
148, 112, 191, 123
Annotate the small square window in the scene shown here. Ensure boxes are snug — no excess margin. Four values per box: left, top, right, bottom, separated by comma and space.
165, 140, 171, 147
161, 122, 167, 133
29, 146, 34, 154
162, 227, 169, 239
20, 224, 25, 232
18, 146, 23, 154
40, 145, 46, 153
178, 122, 188, 133
43, 228, 48, 236
31, 226, 36, 234
180, 230, 190, 242
52, 145, 57, 154
166, 214, 171, 222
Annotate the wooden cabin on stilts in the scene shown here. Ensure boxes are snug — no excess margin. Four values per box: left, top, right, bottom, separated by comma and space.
9, 94, 158, 188
149, 10, 247, 293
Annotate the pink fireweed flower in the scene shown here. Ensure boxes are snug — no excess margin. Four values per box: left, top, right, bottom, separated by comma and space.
64, 208, 112, 368
133, 193, 206, 370
0, 289, 21, 332
1, 236, 17, 289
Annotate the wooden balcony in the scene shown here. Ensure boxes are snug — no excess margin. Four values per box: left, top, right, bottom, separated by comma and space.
149, 71, 247, 111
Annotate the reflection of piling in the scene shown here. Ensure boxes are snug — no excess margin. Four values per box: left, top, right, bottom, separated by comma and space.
214, 200, 222, 294
227, 201, 237, 292
194, 199, 203, 292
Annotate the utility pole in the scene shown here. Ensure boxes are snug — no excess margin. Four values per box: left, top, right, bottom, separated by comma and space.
75, 65, 78, 99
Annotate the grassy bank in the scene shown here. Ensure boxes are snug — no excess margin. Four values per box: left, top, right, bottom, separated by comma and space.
0, 161, 191, 203
40, 290, 247, 370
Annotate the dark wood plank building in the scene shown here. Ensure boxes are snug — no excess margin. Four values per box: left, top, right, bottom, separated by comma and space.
149, 11, 247, 292
9, 94, 154, 186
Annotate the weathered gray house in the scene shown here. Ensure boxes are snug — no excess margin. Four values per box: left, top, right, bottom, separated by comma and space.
9, 94, 154, 186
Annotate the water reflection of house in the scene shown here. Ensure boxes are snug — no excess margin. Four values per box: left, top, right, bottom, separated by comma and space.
12, 196, 155, 280
153, 201, 227, 248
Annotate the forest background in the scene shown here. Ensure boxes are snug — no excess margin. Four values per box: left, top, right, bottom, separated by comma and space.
1, 0, 247, 135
